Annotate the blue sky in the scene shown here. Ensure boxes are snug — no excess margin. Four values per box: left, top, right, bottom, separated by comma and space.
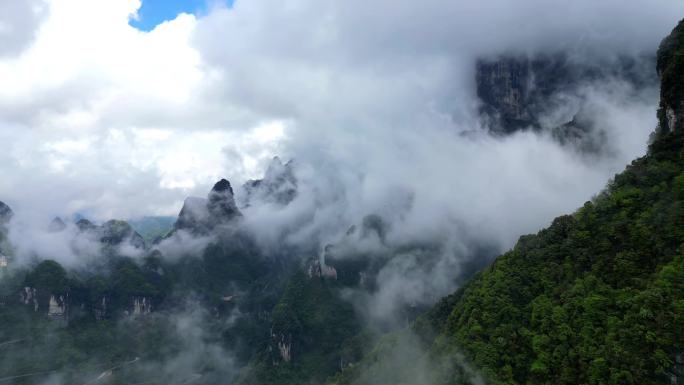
129, 0, 232, 31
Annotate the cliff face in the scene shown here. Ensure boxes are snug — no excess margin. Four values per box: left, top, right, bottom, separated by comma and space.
476, 55, 563, 132
657, 19, 684, 134
476, 53, 656, 138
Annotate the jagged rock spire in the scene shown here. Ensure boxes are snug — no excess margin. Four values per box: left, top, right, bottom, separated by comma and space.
211, 179, 234, 195
173, 178, 242, 235
241, 157, 297, 208
209, 178, 241, 223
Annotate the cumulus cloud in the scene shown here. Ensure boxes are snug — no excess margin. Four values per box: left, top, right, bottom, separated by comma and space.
0, 0, 49, 57
0, 0, 679, 223
0, 0, 681, 298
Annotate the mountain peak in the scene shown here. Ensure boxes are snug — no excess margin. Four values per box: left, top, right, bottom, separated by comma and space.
172, 179, 241, 235
48, 217, 67, 233
211, 179, 234, 195
208, 178, 241, 223
241, 157, 297, 208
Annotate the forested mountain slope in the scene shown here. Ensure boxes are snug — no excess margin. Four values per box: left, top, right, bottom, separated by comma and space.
332, 18, 684, 385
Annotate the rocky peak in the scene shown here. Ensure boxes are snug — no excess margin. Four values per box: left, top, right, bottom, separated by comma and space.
173, 178, 242, 234
0, 201, 13, 225
175, 197, 209, 232
211, 178, 234, 195
48, 217, 67, 233
241, 157, 297, 208
100, 220, 146, 249
476, 53, 656, 137
208, 179, 240, 221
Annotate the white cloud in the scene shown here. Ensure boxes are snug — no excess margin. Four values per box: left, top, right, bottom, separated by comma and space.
0, 0, 681, 234
0, 0, 681, 333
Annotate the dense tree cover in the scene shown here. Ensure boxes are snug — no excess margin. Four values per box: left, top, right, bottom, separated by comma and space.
238, 270, 362, 385
0, 235, 288, 384
439, 145, 684, 384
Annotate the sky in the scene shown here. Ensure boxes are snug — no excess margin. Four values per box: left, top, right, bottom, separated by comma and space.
0, 0, 683, 251
129, 0, 232, 31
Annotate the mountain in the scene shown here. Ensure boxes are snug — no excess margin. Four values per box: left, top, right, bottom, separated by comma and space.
476, 52, 657, 153
332, 19, 684, 385
240, 157, 297, 208
0, 179, 293, 384
173, 178, 242, 236
47, 217, 67, 233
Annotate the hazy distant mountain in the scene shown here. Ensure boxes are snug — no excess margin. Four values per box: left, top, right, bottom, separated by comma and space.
128, 216, 176, 243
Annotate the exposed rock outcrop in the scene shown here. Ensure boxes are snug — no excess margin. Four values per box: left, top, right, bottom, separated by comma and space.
208, 179, 241, 224
130, 297, 152, 316
657, 19, 684, 134
307, 257, 338, 280
241, 157, 297, 208
271, 332, 292, 363
93, 296, 108, 320
173, 178, 242, 235
47, 294, 68, 321
476, 53, 656, 138
20, 287, 38, 312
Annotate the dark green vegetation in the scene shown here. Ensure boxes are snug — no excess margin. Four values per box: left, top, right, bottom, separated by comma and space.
333, 20, 684, 385
0, 244, 285, 384
238, 271, 362, 385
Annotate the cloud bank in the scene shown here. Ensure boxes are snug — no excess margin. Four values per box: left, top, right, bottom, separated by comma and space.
0, 0, 681, 253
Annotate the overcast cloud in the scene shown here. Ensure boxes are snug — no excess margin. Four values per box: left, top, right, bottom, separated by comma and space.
0, 0, 682, 252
